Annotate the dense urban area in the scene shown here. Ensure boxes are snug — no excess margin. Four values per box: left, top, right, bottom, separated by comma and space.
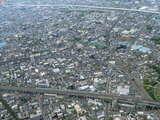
0, 0, 160, 120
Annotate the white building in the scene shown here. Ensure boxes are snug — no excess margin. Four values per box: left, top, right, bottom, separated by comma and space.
117, 85, 130, 95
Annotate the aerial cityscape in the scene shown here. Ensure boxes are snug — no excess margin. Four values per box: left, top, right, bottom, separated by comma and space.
0, 0, 160, 120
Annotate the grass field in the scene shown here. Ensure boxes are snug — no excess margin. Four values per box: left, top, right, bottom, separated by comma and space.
154, 83, 160, 101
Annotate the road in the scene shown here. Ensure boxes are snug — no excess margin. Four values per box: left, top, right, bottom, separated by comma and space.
0, 93, 20, 120
0, 85, 160, 108
2, 4, 160, 15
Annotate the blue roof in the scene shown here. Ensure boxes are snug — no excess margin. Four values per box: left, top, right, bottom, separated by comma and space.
131, 45, 151, 53
0, 42, 7, 48
89, 41, 107, 49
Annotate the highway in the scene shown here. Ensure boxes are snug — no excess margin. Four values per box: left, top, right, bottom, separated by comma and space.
3, 4, 160, 15
0, 85, 160, 108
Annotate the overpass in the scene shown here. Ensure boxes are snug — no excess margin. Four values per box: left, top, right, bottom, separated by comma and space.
0, 85, 160, 108
3, 4, 160, 15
